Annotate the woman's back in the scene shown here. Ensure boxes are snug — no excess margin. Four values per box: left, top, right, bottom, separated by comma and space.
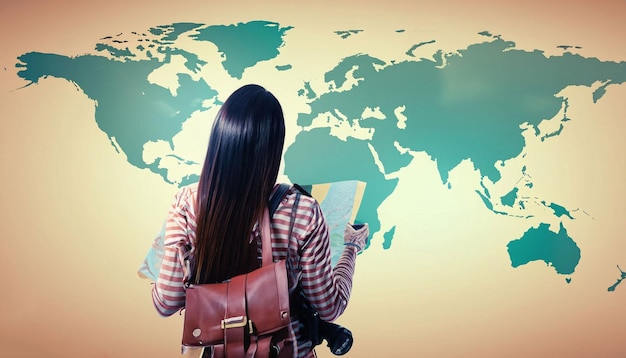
153, 182, 365, 357
151, 84, 368, 357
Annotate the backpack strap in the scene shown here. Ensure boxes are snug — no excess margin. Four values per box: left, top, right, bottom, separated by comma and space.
261, 208, 273, 266
266, 183, 314, 293
262, 184, 292, 266
293, 183, 312, 197
269, 183, 291, 216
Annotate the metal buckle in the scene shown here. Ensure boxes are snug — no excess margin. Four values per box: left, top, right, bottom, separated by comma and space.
221, 316, 248, 329
220, 316, 255, 334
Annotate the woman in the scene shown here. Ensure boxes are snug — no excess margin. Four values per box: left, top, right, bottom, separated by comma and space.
152, 84, 368, 357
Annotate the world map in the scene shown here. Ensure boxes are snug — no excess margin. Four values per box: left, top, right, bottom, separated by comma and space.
15, 20, 626, 290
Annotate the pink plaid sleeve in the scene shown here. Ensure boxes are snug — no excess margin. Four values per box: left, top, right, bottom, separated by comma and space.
151, 186, 195, 317
298, 200, 358, 322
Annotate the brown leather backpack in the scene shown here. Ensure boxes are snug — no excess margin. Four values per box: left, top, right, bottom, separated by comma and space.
181, 186, 293, 358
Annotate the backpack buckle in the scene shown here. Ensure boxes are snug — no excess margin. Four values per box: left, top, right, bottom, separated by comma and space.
221, 316, 254, 334
221, 315, 247, 329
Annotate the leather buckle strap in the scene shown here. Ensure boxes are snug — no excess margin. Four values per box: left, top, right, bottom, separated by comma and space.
221, 315, 246, 329
221, 316, 254, 334
224, 275, 247, 357
261, 207, 272, 266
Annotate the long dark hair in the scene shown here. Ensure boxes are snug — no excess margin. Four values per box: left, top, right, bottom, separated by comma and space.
192, 84, 285, 284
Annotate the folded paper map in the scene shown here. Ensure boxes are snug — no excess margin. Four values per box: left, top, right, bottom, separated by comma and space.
138, 180, 366, 281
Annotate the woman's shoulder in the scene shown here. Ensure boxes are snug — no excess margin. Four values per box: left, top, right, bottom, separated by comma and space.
171, 182, 199, 211
271, 184, 327, 245
275, 183, 316, 206
273, 183, 322, 222
178, 182, 199, 197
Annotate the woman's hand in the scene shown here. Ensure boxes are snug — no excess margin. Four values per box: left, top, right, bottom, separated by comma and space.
343, 223, 369, 253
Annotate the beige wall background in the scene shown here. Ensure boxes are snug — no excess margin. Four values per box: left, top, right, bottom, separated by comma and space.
0, 0, 625, 357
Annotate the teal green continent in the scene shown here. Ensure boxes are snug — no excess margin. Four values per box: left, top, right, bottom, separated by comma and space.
284, 128, 398, 244
507, 223, 580, 275
16, 52, 218, 184
192, 21, 292, 79
287, 38, 625, 244
298, 38, 626, 186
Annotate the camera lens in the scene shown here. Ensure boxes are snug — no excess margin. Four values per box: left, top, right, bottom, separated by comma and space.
322, 322, 353, 355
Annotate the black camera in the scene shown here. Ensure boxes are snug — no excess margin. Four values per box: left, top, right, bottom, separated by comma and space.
318, 320, 353, 355
296, 290, 354, 355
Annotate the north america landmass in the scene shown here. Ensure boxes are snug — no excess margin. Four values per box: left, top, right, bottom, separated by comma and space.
14, 20, 626, 290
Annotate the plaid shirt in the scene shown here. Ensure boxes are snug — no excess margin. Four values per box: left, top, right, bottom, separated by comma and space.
152, 183, 363, 357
